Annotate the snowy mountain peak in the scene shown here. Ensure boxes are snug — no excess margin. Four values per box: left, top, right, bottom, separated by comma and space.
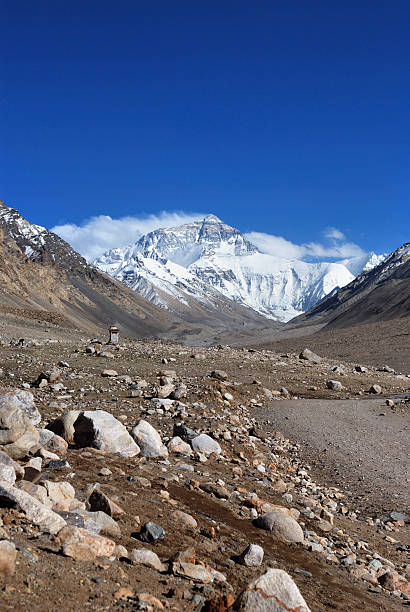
202, 214, 223, 223
94, 214, 387, 322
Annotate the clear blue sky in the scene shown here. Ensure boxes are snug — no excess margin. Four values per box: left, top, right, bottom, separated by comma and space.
0, 1, 408, 255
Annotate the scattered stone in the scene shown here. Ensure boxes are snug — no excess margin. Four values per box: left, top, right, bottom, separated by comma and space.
131, 420, 168, 458
130, 549, 166, 572
191, 434, 221, 456
326, 380, 344, 391
0, 540, 17, 578
167, 436, 192, 455
0, 390, 41, 426
101, 369, 118, 377
378, 570, 410, 595
171, 510, 197, 529
0, 402, 40, 459
299, 349, 321, 363
0, 482, 66, 534
210, 370, 228, 381
138, 521, 166, 543
369, 384, 382, 394
238, 543, 264, 567
57, 525, 116, 560
254, 509, 304, 543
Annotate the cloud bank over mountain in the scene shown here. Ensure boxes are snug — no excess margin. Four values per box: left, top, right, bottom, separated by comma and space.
53, 213, 365, 263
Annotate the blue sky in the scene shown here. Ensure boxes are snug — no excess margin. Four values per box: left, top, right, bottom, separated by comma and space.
1, 1, 408, 260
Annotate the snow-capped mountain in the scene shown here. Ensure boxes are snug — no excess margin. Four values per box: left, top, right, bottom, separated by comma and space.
0, 201, 273, 341
296, 242, 410, 328
94, 215, 384, 322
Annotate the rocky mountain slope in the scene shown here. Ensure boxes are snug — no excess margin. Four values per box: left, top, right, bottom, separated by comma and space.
0, 201, 274, 343
294, 242, 410, 329
94, 215, 383, 323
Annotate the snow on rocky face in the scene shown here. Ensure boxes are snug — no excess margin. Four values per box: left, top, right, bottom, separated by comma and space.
94, 215, 383, 322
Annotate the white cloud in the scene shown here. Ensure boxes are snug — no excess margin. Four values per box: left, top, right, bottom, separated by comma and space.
51, 211, 204, 262
245, 231, 365, 261
323, 227, 345, 241
52, 211, 366, 264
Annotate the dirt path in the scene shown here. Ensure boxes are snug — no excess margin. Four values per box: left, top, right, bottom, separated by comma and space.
255, 398, 410, 517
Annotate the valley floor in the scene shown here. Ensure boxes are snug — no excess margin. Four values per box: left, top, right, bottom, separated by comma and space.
0, 320, 409, 611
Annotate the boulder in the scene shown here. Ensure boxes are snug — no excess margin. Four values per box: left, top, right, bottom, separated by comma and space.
57, 525, 116, 560
299, 349, 321, 363
130, 420, 168, 458
42, 480, 76, 511
254, 509, 304, 543
326, 380, 344, 391
235, 568, 310, 611
191, 433, 221, 456
0, 390, 41, 426
369, 384, 382, 394
47, 410, 140, 457
139, 521, 166, 543
0, 403, 40, 460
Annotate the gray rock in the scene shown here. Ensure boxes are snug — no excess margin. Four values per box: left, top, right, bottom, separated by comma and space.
191, 434, 221, 456
235, 568, 311, 611
389, 511, 409, 523
130, 420, 168, 458
0, 390, 41, 426
238, 543, 264, 567
299, 349, 321, 363
369, 384, 382, 394
55, 511, 101, 535
130, 549, 166, 571
173, 423, 197, 442
326, 380, 344, 391
138, 521, 166, 543
254, 510, 304, 543
210, 370, 228, 381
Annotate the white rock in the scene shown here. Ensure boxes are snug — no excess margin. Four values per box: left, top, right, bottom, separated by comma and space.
191, 434, 221, 456
254, 510, 304, 543
131, 420, 168, 458
238, 544, 264, 567
0, 482, 66, 534
130, 549, 166, 571
48, 410, 140, 457
235, 568, 311, 611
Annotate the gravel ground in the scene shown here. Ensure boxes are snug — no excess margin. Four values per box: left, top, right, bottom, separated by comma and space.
255, 398, 410, 516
